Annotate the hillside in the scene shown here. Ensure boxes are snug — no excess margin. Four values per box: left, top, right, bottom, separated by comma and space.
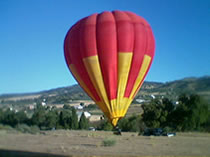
0, 76, 210, 105
139, 76, 210, 101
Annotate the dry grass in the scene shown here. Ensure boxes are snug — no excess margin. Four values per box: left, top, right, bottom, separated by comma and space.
0, 130, 210, 157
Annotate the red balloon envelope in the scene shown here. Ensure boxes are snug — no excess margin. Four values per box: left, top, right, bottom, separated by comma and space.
64, 10, 155, 126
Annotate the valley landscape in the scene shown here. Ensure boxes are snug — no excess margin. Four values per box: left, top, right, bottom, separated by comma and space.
0, 76, 210, 157
1, 76, 210, 108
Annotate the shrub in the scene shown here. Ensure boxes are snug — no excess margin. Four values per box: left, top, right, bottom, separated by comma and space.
118, 115, 144, 132
102, 138, 116, 147
30, 125, 40, 134
0, 124, 13, 130
102, 121, 113, 131
15, 124, 31, 133
15, 124, 40, 134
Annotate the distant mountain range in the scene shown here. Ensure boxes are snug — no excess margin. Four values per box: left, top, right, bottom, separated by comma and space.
0, 76, 210, 105
136, 76, 210, 102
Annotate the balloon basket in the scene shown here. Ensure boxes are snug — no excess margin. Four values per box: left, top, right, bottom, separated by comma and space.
113, 126, 122, 135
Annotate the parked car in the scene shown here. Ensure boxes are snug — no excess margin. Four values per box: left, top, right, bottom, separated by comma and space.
153, 128, 163, 136
162, 132, 176, 137
143, 128, 154, 136
88, 127, 96, 131
143, 128, 176, 137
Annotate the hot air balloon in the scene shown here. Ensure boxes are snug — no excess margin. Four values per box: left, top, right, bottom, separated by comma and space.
64, 10, 155, 126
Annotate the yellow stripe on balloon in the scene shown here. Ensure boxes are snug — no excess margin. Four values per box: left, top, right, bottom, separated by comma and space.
70, 64, 110, 117
97, 100, 119, 125
111, 118, 120, 127
122, 54, 151, 116
95, 101, 111, 120
129, 54, 151, 99
69, 64, 96, 102
83, 55, 112, 114
116, 52, 133, 116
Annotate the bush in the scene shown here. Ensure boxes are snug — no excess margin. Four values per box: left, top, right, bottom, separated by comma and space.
103, 122, 113, 131
0, 124, 13, 130
15, 124, 31, 133
15, 124, 40, 134
118, 115, 144, 132
30, 125, 40, 134
102, 138, 116, 147
98, 120, 113, 131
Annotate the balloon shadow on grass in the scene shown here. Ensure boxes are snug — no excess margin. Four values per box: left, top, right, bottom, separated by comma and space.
0, 149, 69, 157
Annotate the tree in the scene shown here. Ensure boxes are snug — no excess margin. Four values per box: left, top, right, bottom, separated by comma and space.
142, 98, 175, 128
1, 99, 4, 104
2, 109, 26, 127
57, 107, 79, 130
204, 111, 210, 132
189, 94, 209, 130
1, 110, 18, 127
70, 107, 78, 129
36, 102, 45, 110
118, 115, 143, 132
79, 112, 89, 130
30, 108, 46, 128
118, 118, 129, 131
45, 110, 58, 129
15, 111, 28, 124
63, 104, 71, 110
0, 109, 4, 123
58, 110, 71, 129
171, 102, 188, 131
80, 102, 85, 107
98, 120, 113, 131
126, 115, 142, 132
172, 94, 209, 131
0, 109, 28, 127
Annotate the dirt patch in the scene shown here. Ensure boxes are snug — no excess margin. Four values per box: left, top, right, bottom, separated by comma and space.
0, 130, 210, 156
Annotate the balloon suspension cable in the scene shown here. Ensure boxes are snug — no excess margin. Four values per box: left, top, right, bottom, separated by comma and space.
113, 125, 122, 135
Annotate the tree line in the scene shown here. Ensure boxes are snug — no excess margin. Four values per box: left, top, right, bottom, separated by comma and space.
0, 104, 89, 131
98, 94, 210, 132
0, 94, 209, 133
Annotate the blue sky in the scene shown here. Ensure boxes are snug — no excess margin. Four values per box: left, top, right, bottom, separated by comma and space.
0, 0, 210, 94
